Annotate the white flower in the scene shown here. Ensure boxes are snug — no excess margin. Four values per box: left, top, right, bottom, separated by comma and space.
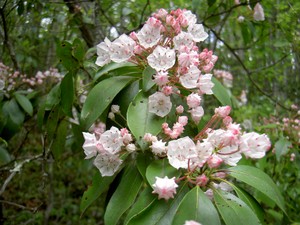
148, 92, 172, 117
150, 140, 167, 156
147, 46, 176, 71
173, 32, 194, 50
93, 152, 123, 176
126, 143, 136, 153
184, 220, 202, 225
182, 10, 197, 26
191, 141, 213, 167
186, 93, 201, 108
179, 66, 201, 89
99, 126, 124, 154
197, 74, 214, 94
167, 137, 197, 169
187, 24, 208, 42
239, 132, 271, 158
189, 106, 204, 124
110, 34, 136, 63
217, 145, 242, 166
253, 3, 265, 21
152, 176, 178, 200
95, 38, 111, 67
82, 132, 99, 159
137, 23, 161, 48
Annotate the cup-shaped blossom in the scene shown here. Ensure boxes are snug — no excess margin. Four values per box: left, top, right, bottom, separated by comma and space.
137, 23, 162, 49
167, 136, 197, 169
179, 65, 201, 89
187, 23, 208, 42
215, 106, 231, 118
152, 176, 178, 200
93, 152, 123, 176
173, 31, 194, 50
99, 126, 124, 154
253, 3, 265, 21
95, 38, 111, 67
148, 91, 172, 117
187, 93, 201, 108
239, 132, 271, 158
147, 46, 176, 71
82, 132, 100, 159
189, 106, 204, 124
197, 74, 214, 94
109, 34, 136, 63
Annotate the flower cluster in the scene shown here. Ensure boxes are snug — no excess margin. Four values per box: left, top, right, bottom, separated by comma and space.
84, 8, 272, 201
0, 62, 62, 94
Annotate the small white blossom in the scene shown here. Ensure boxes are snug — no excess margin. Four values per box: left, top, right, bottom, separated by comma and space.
187, 24, 208, 42
100, 126, 124, 154
148, 92, 172, 117
197, 74, 214, 94
137, 23, 161, 48
152, 176, 178, 200
150, 140, 167, 156
95, 38, 111, 67
167, 137, 197, 169
93, 153, 123, 176
82, 132, 99, 159
179, 66, 201, 89
110, 34, 136, 63
147, 46, 176, 71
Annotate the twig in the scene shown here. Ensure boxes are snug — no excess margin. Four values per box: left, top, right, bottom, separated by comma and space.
0, 200, 40, 212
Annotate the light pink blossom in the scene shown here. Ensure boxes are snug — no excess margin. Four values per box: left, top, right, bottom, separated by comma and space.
152, 176, 178, 200
93, 152, 123, 176
253, 3, 265, 21
197, 74, 214, 94
147, 46, 176, 71
95, 38, 111, 67
151, 140, 167, 156
187, 93, 201, 108
189, 106, 204, 124
179, 66, 201, 89
148, 91, 172, 117
100, 126, 124, 154
167, 137, 197, 169
110, 34, 136, 63
188, 24, 208, 42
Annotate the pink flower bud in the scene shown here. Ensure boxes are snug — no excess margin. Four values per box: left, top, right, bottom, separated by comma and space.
152, 176, 178, 200
215, 106, 231, 118
176, 105, 184, 114
207, 155, 223, 168
178, 116, 188, 126
223, 116, 233, 126
161, 85, 173, 95
196, 174, 209, 187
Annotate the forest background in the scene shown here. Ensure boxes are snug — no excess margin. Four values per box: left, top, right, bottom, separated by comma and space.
0, 0, 299, 224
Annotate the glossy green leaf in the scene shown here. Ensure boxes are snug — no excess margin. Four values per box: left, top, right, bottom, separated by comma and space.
14, 93, 33, 116
212, 77, 232, 107
232, 184, 265, 223
56, 41, 79, 72
136, 151, 154, 181
45, 106, 60, 141
80, 172, 116, 216
0, 146, 11, 166
104, 165, 143, 225
127, 91, 165, 146
146, 158, 180, 186
126, 183, 189, 225
60, 72, 74, 117
274, 137, 291, 161
214, 189, 261, 225
51, 119, 68, 160
45, 84, 61, 110
124, 187, 156, 225
2, 99, 25, 126
172, 186, 221, 225
72, 38, 85, 61
228, 165, 286, 214
142, 66, 156, 92
94, 62, 139, 81
81, 76, 135, 129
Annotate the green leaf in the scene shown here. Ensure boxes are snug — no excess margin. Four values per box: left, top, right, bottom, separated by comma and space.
0, 146, 11, 166
72, 38, 85, 61
80, 172, 116, 216
172, 186, 221, 225
136, 151, 154, 181
56, 41, 79, 72
212, 77, 232, 107
45, 106, 60, 141
142, 66, 156, 92
214, 189, 262, 225
228, 165, 286, 214
94, 62, 139, 81
127, 91, 165, 147
14, 93, 33, 116
60, 72, 74, 117
2, 99, 25, 126
51, 119, 68, 160
104, 165, 143, 225
146, 158, 180, 186
45, 84, 61, 110
207, 0, 217, 7
274, 137, 291, 161
124, 186, 156, 224
81, 76, 136, 129
232, 185, 265, 224
126, 183, 189, 225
